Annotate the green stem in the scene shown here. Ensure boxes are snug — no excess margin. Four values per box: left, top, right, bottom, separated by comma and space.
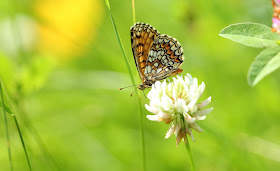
105, 1, 146, 170
185, 136, 195, 171
105, 2, 135, 84
137, 93, 146, 171
0, 81, 13, 171
131, 1, 145, 170
12, 114, 32, 171
0, 100, 14, 114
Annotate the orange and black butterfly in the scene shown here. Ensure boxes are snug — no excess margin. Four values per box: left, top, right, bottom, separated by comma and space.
130, 22, 185, 90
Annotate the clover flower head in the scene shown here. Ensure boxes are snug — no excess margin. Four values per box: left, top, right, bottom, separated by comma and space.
145, 73, 213, 145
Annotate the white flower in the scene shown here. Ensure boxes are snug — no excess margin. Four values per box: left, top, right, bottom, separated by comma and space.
145, 73, 213, 145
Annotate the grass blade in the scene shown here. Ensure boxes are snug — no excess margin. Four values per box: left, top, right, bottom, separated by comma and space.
0, 80, 32, 170
0, 80, 13, 170
105, 0, 135, 85
0, 100, 14, 114
12, 114, 32, 171
105, 0, 146, 170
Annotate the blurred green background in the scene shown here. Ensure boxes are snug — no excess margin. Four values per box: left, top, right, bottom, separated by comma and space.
1, 0, 280, 170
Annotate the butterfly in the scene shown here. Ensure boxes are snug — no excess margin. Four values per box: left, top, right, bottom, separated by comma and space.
130, 22, 185, 90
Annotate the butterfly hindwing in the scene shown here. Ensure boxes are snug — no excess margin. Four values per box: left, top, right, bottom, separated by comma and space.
130, 23, 160, 81
144, 34, 184, 81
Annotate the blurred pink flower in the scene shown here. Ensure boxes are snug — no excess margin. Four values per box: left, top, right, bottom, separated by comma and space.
272, 0, 280, 33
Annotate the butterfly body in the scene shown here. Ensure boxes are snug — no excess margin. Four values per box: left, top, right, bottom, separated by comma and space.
130, 22, 184, 90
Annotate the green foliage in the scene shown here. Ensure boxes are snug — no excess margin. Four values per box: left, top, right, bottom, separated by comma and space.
1, 0, 280, 171
248, 47, 280, 86
220, 22, 280, 86
219, 23, 280, 48
20, 57, 54, 95
0, 55, 16, 95
0, 55, 53, 97
0, 81, 13, 170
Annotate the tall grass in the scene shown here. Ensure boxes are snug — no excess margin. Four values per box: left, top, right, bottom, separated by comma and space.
0, 81, 13, 170
0, 80, 32, 171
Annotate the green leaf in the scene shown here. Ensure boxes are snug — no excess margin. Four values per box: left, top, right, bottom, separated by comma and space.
219, 23, 280, 48
248, 46, 280, 86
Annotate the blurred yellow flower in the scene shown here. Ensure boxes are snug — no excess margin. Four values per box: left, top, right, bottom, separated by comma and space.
34, 0, 103, 60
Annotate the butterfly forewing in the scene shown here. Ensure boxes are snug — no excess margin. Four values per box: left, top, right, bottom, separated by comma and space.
130, 23, 160, 81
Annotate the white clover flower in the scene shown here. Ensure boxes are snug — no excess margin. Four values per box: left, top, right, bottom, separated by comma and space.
145, 73, 213, 145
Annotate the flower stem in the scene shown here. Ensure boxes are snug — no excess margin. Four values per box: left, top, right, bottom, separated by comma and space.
137, 93, 146, 171
185, 136, 195, 171
131, 1, 146, 170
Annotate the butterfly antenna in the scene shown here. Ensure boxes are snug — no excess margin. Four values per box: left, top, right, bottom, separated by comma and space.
130, 90, 135, 97
119, 84, 138, 90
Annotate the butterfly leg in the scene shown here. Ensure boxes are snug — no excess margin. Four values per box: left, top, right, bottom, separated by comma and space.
142, 90, 148, 98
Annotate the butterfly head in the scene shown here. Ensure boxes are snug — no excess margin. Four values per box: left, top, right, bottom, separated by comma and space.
138, 81, 154, 90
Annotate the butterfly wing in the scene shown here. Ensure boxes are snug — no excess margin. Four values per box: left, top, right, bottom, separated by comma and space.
130, 23, 160, 81
144, 34, 184, 81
